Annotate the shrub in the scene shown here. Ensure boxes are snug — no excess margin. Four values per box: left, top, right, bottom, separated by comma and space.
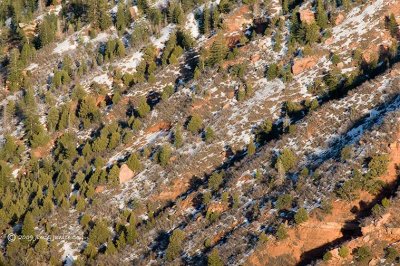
276, 149, 298, 172
187, 114, 203, 134
368, 154, 389, 178
208, 172, 223, 191
276, 224, 288, 240
323, 251, 332, 261
208, 249, 223, 266
355, 246, 372, 262
276, 194, 293, 211
340, 146, 353, 162
158, 145, 172, 167
338, 245, 349, 258
294, 208, 308, 224
166, 229, 185, 261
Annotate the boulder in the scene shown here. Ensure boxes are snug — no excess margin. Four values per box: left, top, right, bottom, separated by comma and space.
292, 56, 317, 75
299, 9, 315, 24
95, 185, 106, 193
335, 13, 345, 25
119, 164, 134, 184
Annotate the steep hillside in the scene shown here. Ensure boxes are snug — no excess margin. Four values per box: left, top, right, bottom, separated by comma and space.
0, 0, 400, 265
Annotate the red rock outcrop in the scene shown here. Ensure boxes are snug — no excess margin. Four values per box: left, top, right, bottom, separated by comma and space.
119, 164, 134, 184
292, 56, 318, 75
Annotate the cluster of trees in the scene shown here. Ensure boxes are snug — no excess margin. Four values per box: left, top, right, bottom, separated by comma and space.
337, 154, 389, 201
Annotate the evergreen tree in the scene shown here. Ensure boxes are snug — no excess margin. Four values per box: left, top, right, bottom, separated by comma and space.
166, 229, 185, 261
294, 208, 309, 224
208, 249, 224, 266
202, 7, 210, 35
22, 212, 35, 239
174, 126, 184, 148
116, 3, 127, 35
208, 35, 228, 67
136, 97, 151, 118
126, 153, 142, 172
187, 114, 203, 134
247, 138, 256, 156
316, 0, 328, 29
158, 145, 172, 167
204, 127, 215, 143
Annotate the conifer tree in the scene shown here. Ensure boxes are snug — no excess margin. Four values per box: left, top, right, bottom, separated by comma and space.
116, 3, 127, 35
316, 0, 328, 29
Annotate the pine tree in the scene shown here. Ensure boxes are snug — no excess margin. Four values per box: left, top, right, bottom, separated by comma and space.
316, 0, 328, 29
187, 114, 203, 134
126, 153, 142, 172
158, 145, 172, 167
166, 229, 185, 261
202, 7, 210, 35
387, 14, 399, 37
294, 208, 309, 224
116, 3, 127, 35
47, 107, 59, 132
204, 127, 215, 143
136, 97, 151, 118
208, 249, 224, 266
99, 0, 112, 31
22, 212, 35, 239
208, 35, 228, 67
174, 126, 184, 148
105, 240, 117, 255
247, 138, 256, 156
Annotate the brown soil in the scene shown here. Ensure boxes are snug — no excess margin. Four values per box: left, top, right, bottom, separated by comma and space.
247, 134, 400, 265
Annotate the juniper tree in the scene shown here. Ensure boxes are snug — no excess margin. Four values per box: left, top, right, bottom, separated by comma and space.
166, 229, 185, 261
187, 114, 203, 134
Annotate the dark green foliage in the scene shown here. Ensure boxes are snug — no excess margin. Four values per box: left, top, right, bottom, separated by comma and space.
276, 194, 293, 211
173, 126, 184, 148
386, 13, 399, 38
187, 114, 203, 134
316, 0, 328, 29
21, 212, 35, 239
126, 153, 142, 172
323, 251, 332, 261
166, 229, 185, 261
89, 220, 111, 246
208, 35, 228, 67
136, 97, 151, 118
385, 247, 399, 262
131, 22, 150, 48
367, 154, 389, 178
204, 127, 215, 143
208, 171, 223, 191
38, 14, 58, 48
208, 248, 224, 266
161, 85, 174, 100
294, 208, 308, 224
276, 224, 288, 240
266, 63, 279, 80
158, 144, 172, 167
78, 96, 101, 128
275, 149, 298, 172
338, 245, 349, 258
355, 246, 372, 262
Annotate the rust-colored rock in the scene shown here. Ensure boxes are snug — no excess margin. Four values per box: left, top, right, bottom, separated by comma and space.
299, 9, 315, 24
292, 56, 318, 75
224, 5, 252, 33
119, 164, 134, 184
95, 185, 106, 193
335, 13, 345, 25
207, 202, 228, 213
251, 53, 261, 63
